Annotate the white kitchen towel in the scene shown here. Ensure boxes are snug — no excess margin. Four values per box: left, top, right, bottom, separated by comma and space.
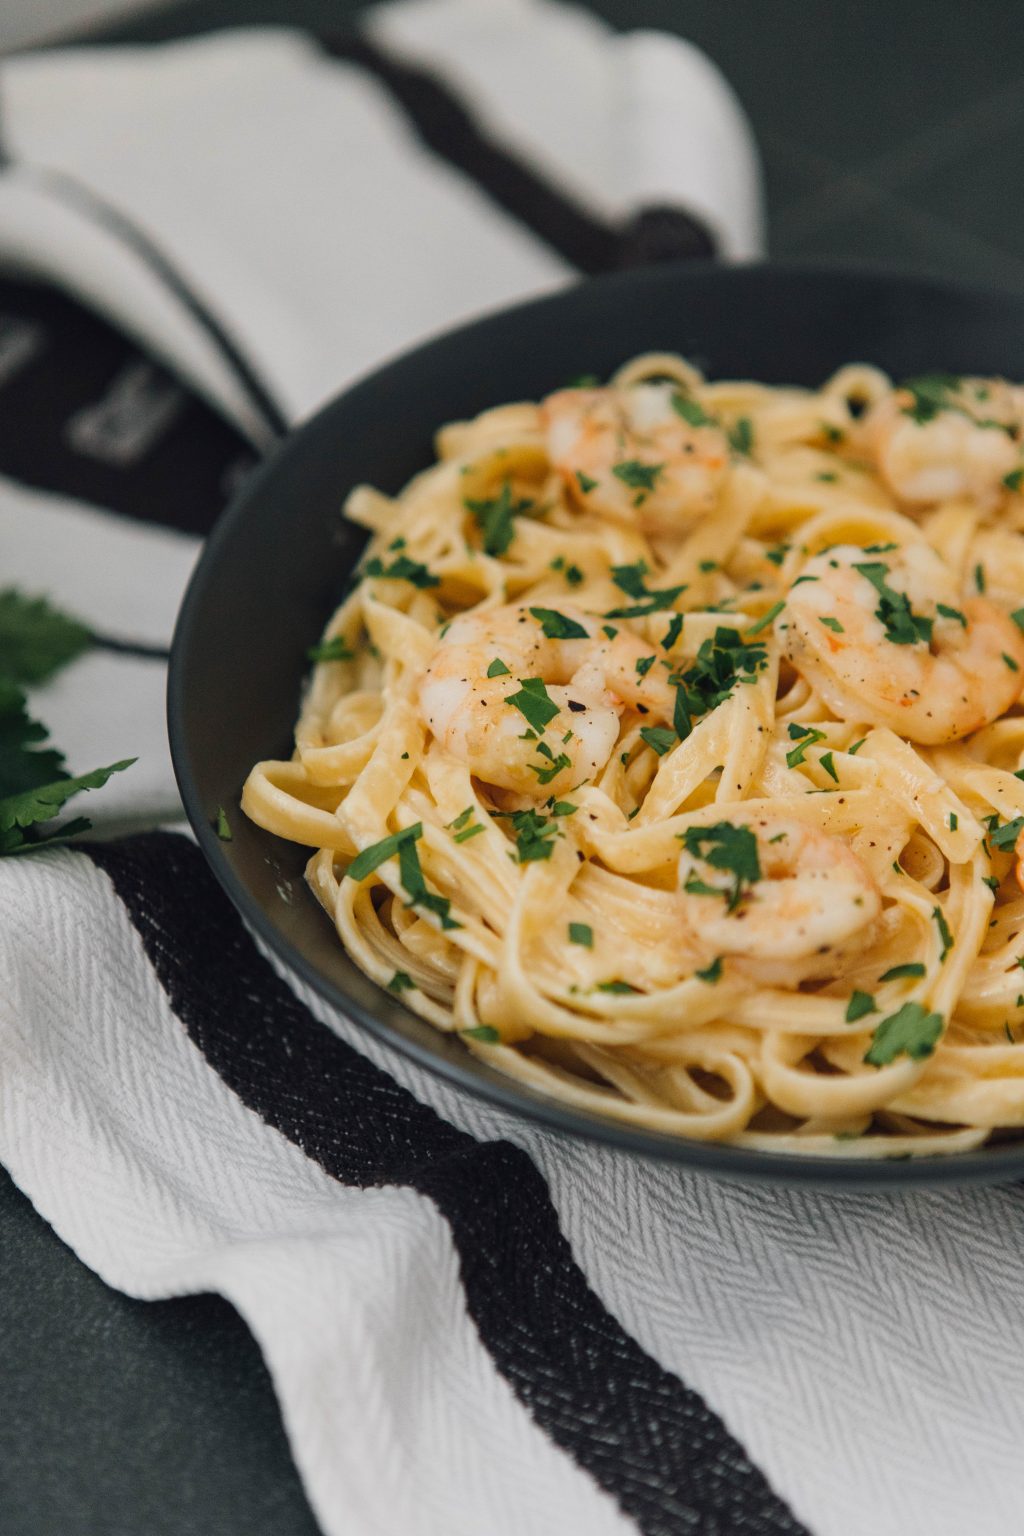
7, 9, 1012, 1536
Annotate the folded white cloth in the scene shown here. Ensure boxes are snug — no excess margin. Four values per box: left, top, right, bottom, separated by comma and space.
6, 9, 1019, 1536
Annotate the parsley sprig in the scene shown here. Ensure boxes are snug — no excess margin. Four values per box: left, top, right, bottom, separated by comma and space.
680, 822, 761, 912
853, 562, 933, 646
0, 590, 135, 855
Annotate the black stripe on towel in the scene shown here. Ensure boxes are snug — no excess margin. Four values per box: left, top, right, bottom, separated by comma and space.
88, 831, 805, 1536
323, 34, 716, 274
0, 277, 259, 536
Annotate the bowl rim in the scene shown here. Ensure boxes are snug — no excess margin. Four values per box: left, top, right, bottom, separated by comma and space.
169, 256, 1024, 1188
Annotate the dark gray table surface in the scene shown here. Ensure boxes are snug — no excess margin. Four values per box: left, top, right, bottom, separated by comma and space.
5, 3, 1024, 1532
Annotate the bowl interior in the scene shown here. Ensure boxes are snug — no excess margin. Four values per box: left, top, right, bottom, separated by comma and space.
170, 260, 1024, 1187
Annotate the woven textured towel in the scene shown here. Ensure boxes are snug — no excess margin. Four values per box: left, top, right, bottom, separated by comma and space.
2, 7, 1021, 1536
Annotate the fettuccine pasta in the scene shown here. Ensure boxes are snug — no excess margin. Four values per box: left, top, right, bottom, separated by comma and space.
243, 356, 1024, 1157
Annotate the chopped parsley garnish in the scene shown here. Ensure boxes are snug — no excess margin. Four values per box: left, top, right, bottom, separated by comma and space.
853, 562, 933, 646
504, 808, 561, 863
975, 563, 986, 593
671, 393, 716, 427
864, 1002, 943, 1066
727, 416, 754, 455
1005, 468, 1024, 492
1004, 652, 1020, 672
983, 875, 1000, 892
605, 560, 686, 619
695, 956, 723, 983
879, 962, 926, 981
464, 482, 533, 557
765, 543, 790, 567
900, 373, 961, 424
699, 559, 719, 573
215, 807, 232, 842
463, 1024, 500, 1042
640, 726, 677, 756
387, 971, 415, 993
680, 821, 761, 912
531, 741, 572, 784
819, 750, 839, 783
785, 722, 827, 767
936, 603, 966, 628
745, 600, 785, 636
575, 470, 598, 494
845, 990, 877, 1023
348, 824, 423, 883
990, 816, 1024, 850
568, 922, 593, 948
933, 905, 953, 962
308, 635, 355, 663
821, 423, 844, 444
397, 834, 461, 928
612, 459, 663, 493
635, 654, 657, 678
454, 823, 485, 844
662, 613, 684, 651
862, 543, 898, 554
817, 471, 838, 482
847, 737, 866, 755
819, 616, 844, 633
949, 812, 958, 831
597, 979, 640, 995
362, 553, 440, 588
529, 606, 589, 640
506, 677, 561, 733
487, 657, 511, 677
1011, 608, 1024, 633
669, 627, 770, 742
565, 564, 584, 586
549, 800, 578, 817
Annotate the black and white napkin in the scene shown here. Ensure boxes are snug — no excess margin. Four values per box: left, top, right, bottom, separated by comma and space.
2, 7, 1019, 1536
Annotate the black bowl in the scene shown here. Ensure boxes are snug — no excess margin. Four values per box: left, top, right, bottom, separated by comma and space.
170, 258, 1024, 1188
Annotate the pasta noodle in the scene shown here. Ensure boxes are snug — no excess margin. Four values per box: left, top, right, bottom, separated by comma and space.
242, 357, 1024, 1157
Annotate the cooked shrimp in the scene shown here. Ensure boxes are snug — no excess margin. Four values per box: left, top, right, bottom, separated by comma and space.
782, 542, 1024, 744
420, 603, 674, 796
677, 817, 881, 982
862, 376, 1021, 506
541, 382, 729, 536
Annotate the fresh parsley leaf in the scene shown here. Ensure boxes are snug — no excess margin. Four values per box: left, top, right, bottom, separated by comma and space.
505, 808, 560, 863
348, 823, 423, 883
745, 600, 784, 636
853, 562, 933, 646
0, 589, 93, 685
819, 616, 844, 633
933, 905, 953, 962
879, 962, 926, 981
487, 657, 511, 678
463, 1024, 500, 1042
453, 822, 485, 844
635, 654, 657, 678
569, 922, 593, 948
991, 816, 1024, 850
308, 635, 355, 663
464, 482, 532, 558
1004, 468, 1024, 492
1011, 608, 1024, 633
507, 677, 561, 733
397, 835, 461, 928
669, 627, 769, 740
0, 758, 135, 845
597, 979, 640, 994
845, 990, 877, 1023
695, 956, 723, 983
604, 561, 686, 619
530, 744, 572, 785
611, 460, 663, 492
975, 562, 987, 593
662, 614, 684, 651
362, 554, 439, 588
640, 726, 676, 756
680, 821, 761, 911
819, 750, 839, 783
727, 417, 754, 455
215, 806, 232, 841
765, 543, 790, 567
785, 722, 827, 767
529, 607, 589, 640
575, 470, 598, 494
864, 1002, 943, 1066
387, 971, 415, 993
671, 393, 716, 428
936, 603, 967, 628
0, 678, 66, 796
900, 373, 960, 424
447, 807, 474, 831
